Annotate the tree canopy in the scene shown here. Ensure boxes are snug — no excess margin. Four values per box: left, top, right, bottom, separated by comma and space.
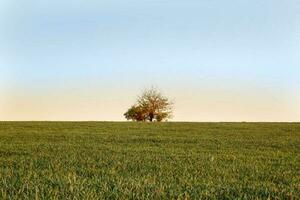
124, 88, 173, 122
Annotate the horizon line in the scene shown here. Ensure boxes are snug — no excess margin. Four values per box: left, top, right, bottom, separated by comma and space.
0, 120, 299, 123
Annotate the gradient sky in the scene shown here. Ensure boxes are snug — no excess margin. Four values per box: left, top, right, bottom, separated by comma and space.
0, 0, 299, 121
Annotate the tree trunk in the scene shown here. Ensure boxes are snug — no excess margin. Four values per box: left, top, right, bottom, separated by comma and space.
149, 113, 154, 122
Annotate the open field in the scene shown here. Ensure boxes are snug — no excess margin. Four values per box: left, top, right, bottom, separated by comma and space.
0, 122, 299, 199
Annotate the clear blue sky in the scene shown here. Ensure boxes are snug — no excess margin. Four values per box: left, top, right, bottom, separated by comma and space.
0, 0, 299, 121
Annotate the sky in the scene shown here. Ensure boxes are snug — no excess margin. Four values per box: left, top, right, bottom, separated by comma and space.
0, 0, 299, 121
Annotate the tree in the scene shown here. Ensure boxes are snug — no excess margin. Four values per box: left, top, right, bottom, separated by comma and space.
124, 88, 173, 122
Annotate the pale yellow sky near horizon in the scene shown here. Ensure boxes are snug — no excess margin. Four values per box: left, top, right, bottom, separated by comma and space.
0, 84, 299, 122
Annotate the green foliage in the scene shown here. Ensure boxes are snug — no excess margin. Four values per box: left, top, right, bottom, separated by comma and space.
124, 105, 146, 121
0, 122, 299, 199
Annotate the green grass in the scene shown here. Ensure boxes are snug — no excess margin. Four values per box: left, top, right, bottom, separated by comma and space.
0, 122, 299, 199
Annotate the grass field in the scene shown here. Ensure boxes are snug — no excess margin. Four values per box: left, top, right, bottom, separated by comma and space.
0, 122, 299, 199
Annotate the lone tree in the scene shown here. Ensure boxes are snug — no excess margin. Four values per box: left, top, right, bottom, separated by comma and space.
124, 88, 173, 122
